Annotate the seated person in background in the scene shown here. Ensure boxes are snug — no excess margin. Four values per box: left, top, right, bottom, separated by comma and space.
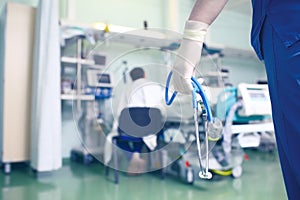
104, 67, 165, 174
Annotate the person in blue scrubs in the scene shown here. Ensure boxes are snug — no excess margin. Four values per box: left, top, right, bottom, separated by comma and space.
172, 0, 300, 199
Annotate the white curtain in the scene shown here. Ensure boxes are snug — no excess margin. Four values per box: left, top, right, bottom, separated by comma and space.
31, 0, 62, 171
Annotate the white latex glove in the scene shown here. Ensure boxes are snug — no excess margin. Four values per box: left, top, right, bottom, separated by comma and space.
172, 20, 209, 94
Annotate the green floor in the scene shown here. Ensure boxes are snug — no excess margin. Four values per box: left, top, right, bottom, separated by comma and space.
0, 150, 287, 200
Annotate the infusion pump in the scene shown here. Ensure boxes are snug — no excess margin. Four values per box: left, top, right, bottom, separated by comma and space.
238, 83, 272, 116
86, 69, 113, 99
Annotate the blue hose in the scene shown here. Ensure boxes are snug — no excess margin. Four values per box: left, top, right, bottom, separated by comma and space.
165, 71, 213, 122
165, 72, 177, 106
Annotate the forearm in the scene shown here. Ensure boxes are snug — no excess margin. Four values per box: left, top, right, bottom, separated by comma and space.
189, 0, 228, 25
171, 0, 228, 94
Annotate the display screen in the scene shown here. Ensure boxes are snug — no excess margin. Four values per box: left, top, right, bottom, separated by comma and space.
246, 87, 267, 101
249, 92, 266, 101
97, 74, 110, 84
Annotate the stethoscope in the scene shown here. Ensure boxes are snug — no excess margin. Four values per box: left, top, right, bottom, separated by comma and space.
165, 71, 222, 179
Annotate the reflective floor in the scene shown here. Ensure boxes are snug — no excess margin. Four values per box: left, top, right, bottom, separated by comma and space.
0, 150, 287, 200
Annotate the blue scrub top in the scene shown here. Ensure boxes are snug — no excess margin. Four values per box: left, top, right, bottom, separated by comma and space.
251, 0, 300, 60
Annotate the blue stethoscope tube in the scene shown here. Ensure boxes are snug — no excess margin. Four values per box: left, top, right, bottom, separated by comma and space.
165, 71, 214, 179
165, 71, 213, 122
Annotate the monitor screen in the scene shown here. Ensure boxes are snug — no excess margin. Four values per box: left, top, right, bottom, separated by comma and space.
249, 92, 266, 101
97, 74, 110, 84
246, 87, 267, 101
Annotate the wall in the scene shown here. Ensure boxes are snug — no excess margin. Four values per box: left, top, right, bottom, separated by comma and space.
208, 10, 253, 51
60, 0, 167, 29
222, 57, 266, 85
59, 0, 253, 50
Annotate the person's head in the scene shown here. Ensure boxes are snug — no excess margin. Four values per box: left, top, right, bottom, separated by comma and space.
129, 67, 145, 81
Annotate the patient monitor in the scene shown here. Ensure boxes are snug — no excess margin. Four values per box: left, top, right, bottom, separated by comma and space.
87, 70, 113, 88
86, 69, 113, 99
238, 83, 272, 116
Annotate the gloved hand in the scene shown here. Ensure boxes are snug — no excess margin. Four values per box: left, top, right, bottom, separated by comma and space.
172, 20, 209, 94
